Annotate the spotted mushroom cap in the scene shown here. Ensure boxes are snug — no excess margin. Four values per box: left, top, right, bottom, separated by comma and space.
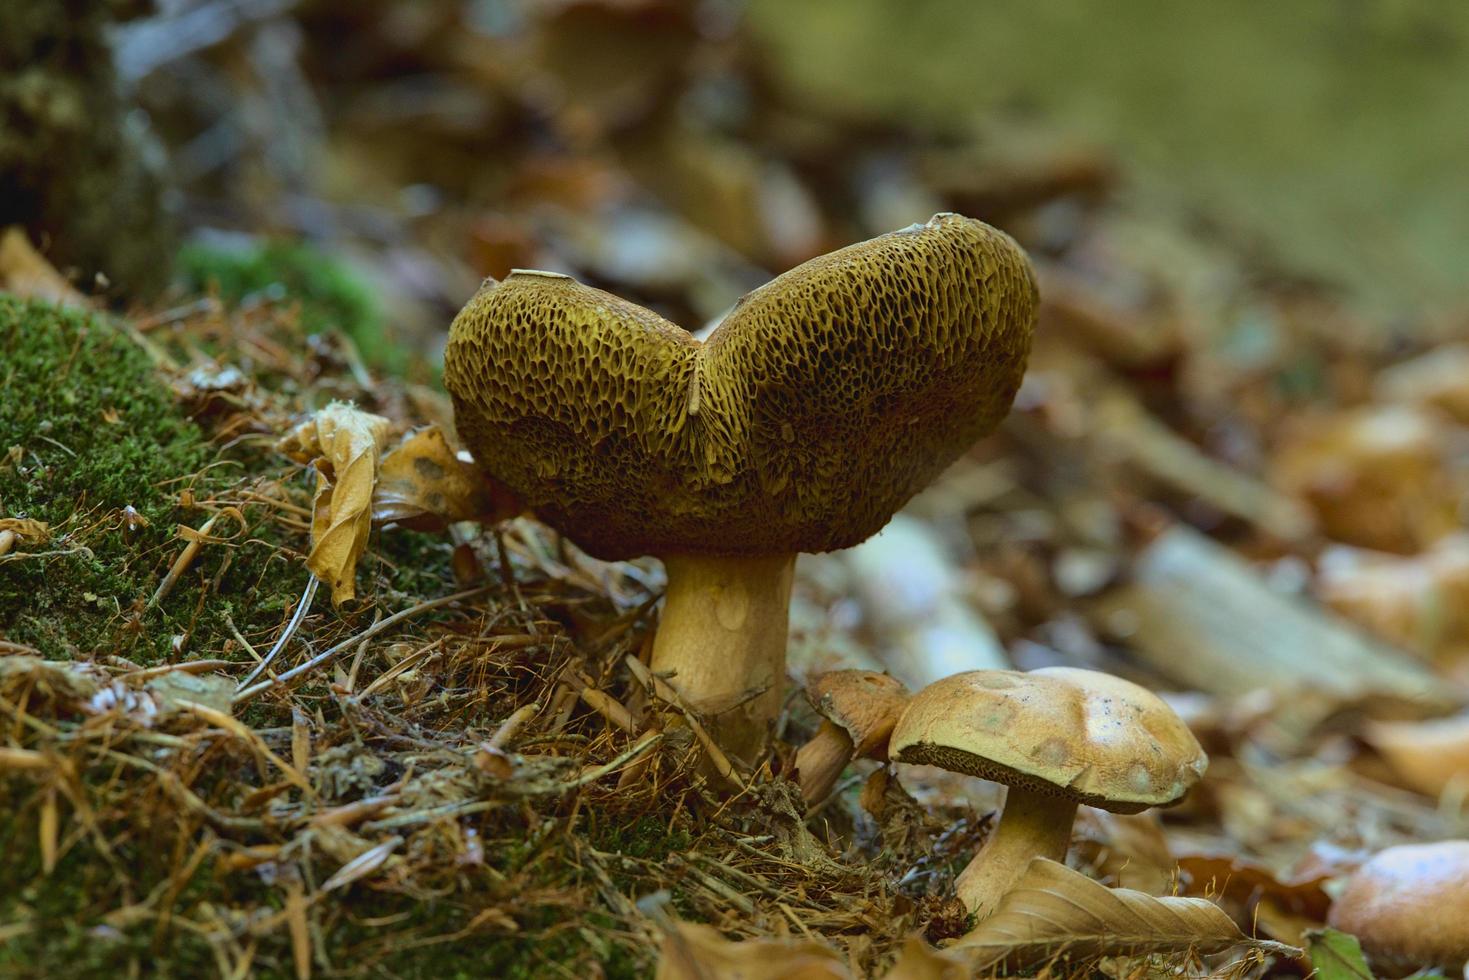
889, 667, 1207, 814
1327, 840, 1469, 973
443, 213, 1036, 560
806, 670, 910, 760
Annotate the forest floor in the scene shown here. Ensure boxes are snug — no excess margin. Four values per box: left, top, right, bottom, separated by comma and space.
3, 4, 1469, 978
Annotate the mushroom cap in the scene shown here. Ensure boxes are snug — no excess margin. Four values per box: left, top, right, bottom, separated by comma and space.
805, 670, 910, 760
889, 667, 1207, 813
1327, 840, 1469, 973
443, 213, 1036, 560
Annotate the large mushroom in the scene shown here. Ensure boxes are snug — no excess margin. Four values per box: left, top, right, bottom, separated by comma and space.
890, 667, 1206, 918
444, 214, 1036, 764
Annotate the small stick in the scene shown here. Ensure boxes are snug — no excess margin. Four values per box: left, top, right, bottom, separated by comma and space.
487, 703, 540, 751
233, 586, 490, 703
236, 575, 319, 690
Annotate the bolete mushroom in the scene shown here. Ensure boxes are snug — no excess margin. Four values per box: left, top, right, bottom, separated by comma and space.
444, 214, 1036, 764
890, 666, 1206, 917
794, 670, 909, 806
1327, 840, 1469, 975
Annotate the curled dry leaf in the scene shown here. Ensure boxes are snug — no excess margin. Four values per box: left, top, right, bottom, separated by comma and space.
279, 402, 392, 605
371, 424, 512, 529
950, 857, 1299, 972
655, 922, 851, 980
1364, 712, 1469, 798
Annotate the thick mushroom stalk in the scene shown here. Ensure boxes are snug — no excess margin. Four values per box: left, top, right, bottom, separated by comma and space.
443, 215, 1037, 764
953, 788, 1077, 919
652, 553, 795, 764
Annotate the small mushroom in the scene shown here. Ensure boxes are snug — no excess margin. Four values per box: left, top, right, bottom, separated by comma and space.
444, 214, 1036, 764
890, 666, 1206, 918
794, 670, 909, 806
1327, 840, 1469, 975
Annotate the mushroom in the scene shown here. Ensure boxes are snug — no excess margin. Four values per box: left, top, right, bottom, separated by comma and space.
1327, 840, 1469, 975
443, 214, 1036, 764
794, 670, 909, 806
889, 666, 1207, 918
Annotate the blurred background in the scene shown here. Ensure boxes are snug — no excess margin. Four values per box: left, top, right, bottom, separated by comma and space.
7, 0, 1469, 353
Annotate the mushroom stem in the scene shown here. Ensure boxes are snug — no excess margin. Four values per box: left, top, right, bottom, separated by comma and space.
651, 553, 796, 766
954, 787, 1078, 919
795, 719, 857, 805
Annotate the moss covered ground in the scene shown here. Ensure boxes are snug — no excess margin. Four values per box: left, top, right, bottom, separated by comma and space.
0, 296, 306, 664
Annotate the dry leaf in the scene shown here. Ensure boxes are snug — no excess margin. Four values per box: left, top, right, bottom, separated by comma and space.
879, 936, 972, 980
1269, 405, 1461, 554
1316, 535, 1469, 662
1374, 343, 1469, 423
655, 922, 851, 980
951, 858, 1298, 971
372, 425, 510, 529
279, 402, 392, 604
1364, 713, 1469, 798
0, 517, 50, 557
1175, 852, 1331, 918
0, 227, 88, 307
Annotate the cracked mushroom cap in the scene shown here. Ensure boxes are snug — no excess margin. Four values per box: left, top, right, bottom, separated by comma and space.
1327, 840, 1469, 974
443, 213, 1036, 560
806, 670, 910, 759
890, 667, 1207, 813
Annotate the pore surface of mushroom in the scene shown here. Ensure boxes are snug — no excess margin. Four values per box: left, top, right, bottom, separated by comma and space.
444, 214, 1036, 763
890, 667, 1206, 918
794, 670, 909, 806
1327, 840, 1469, 975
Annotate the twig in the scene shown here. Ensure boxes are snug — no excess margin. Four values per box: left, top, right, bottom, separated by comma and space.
487, 703, 540, 751
237, 574, 318, 690
233, 586, 490, 703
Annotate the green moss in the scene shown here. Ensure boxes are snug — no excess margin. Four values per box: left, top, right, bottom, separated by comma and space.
177, 241, 402, 374
0, 296, 303, 662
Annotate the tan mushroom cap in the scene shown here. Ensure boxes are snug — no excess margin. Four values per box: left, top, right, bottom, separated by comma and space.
890, 667, 1207, 813
1327, 840, 1469, 972
443, 213, 1036, 560
806, 670, 910, 759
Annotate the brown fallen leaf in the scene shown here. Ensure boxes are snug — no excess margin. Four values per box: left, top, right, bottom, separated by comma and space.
1175, 852, 1331, 918
371, 424, 514, 529
0, 227, 89, 307
1316, 535, 1469, 662
1374, 342, 1469, 424
879, 936, 972, 980
655, 922, 851, 980
279, 402, 392, 604
1364, 713, 1469, 798
950, 858, 1299, 971
1269, 404, 1461, 554
0, 517, 51, 558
